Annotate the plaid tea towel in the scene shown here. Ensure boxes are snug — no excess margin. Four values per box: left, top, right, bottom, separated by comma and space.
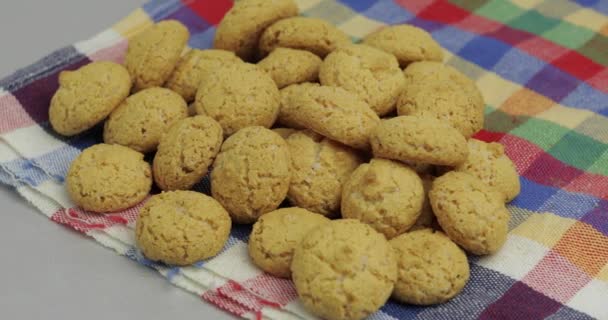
1, 0, 608, 319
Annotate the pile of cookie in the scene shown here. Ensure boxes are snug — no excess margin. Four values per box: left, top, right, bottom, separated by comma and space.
51, 1, 520, 319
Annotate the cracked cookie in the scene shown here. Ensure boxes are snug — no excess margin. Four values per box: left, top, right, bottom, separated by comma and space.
430, 171, 510, 255
66, 144, 152, 213
319, 44, 405, 116
165, 49, 241, 102
390, 229, 469, 305
49, 61, 131, 136
153, 115, 223, 191
341, 158, 424, 239
371, 116, 468, 166
193, 62, 280, 137
362, 24, 443, 68
211, 126, 291, 224
291, 219, 397, 320
277, 82, 320, 129
248, 207, 329, 278
135, 190, 231, 266
104, 87, 188, 153
258, 48, 322, 89
125, 20, 189, 92
214, 0, 298, 61
286, 130, 363, 217
259, 17, 351, 58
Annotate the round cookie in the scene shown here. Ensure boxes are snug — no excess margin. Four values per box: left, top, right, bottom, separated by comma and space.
259, 17, 351, 58
66, 144, 152, 213
49, 61, 131, 136
286, 130, 363, 217
165, 49, 241, 102
283, 85, 380, 150
135, 191, 231, 266
371, 116, 468, 166
258, 48, 322, 89
193, 62, 280, 137
248, 207, 329, 278
213, 0, 298, 61
104, 87, 188, 153
341, 158, 424, 239
291, 219, 397, 320
211, 126, 291, 224
277, 82, 320, 129
397, 61, 484, 138
454, 139, 520, 202
390, 229, 469, 305
430, 171, 510, 255
319, 44, 405, 116
411, 174, 436, 230
362, 24, 443, 68
125, 20, 189, 91
153, 115, 223, 191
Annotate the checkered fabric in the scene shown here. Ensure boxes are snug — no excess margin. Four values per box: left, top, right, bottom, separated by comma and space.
1, 0, 607, 319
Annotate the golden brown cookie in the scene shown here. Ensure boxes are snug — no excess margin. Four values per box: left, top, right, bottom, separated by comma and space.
248, 207, 329, 278
259, 17, 351, 58
397, 61, 484, 138
277, 82, 320, 129
341, 158, 424, 239
193, 62, 280, 137
291, 219, 397, 320
282, 85, 380, 150
258, 48, 322, 88
362, 24, 444, 68
125, 20, 189, 91
153, 116, 223, 191
135, 191, 231, 266
371, 116, 468, 166
411, 174, 436, 230
319, 44, 405, 116
390, 229, 469, 305
286, 130, 363, 217
213, 0, 298, 61
430, 171, 510, 255
454, 139, 520, 202
165, 49, 241, 102
66, 144, 152, 213
104, 87, 188, 153
49, 61, 131, 136
211, 126, 291, 224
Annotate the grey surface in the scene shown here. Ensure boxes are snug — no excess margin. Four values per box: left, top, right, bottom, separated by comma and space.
0, 2, 235, 319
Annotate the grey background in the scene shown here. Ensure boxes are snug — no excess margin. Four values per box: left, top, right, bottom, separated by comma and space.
0, 1, 234, 319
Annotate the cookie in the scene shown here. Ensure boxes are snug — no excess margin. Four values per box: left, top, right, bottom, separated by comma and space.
193, 62, 280, 137
277, 82, 320, 129
214, 0, 298, 61
165, 49, 241, 102
319, 44, 405, 116
291, 219, 397, 320
430, 171, 510, 255
153, 115, 223, 191
341, 158, 424, 239
125, 20, 189, 91
211, 126, 291, 224
370, 116, 468, 166
397, 61, 484, 138
104, 87, 188, 153
283, 85, 380, 150
286, 130, 363, 217
390, 229, 469, 305
248, 207, 329, 278
411, 174, 436, 230
135, 191, 231, 266
272, 127, 298, 140
258, 48, 322, 88
259, 17, 351, 58
66, 144, 152, 213
49, 61, 131, 136
362, 24, 443, 68
453, 139, 520, 202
